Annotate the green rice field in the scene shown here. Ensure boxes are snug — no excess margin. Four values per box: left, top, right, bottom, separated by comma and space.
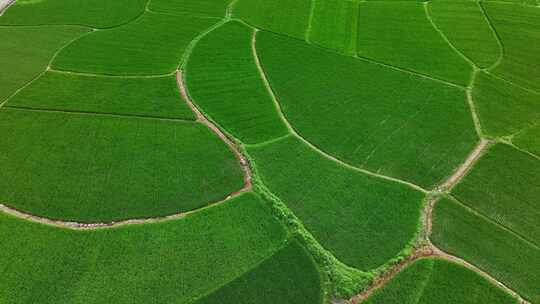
364, 258, 518, 304
1, 0, 538, 303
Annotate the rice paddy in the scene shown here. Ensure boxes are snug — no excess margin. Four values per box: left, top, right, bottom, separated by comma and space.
1, 0, 537, 303
364, 258, 518, 304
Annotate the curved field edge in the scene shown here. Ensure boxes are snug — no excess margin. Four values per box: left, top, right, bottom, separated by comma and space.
180, 19, 439, 299
0, 25, 91, 104
242, 139, 425, 298
362, 257, 519, 304
430, 143, 540, 303
0, 2, 410, 304
0, 99, 246, 223
50, 12, 220, 75
254, 30, 478, 189
184, 2, 532, 304
184, 20, 289, 144
6, 72, 196, 120
0, 0, 148, 29
245, 135, 426, 271
0, 8, 252, 224
0, 191, 320, 303
431, 196, 540, 303
179, 16, 518, 301
1, 0, 536, 302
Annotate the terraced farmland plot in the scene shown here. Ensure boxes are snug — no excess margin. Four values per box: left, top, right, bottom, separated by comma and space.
364, 258, 518, 304
256, 31, 477, 188
194, 239, 324, 304
1, 0, 539, 303
427, 0, 500, 69
0, 0, 147, 28
432, 197, 540, 303
52, 12, 218, 75
472, 71, 540, 137
452, 144, 540, 245
0, 193, 313, 303
513, 123, 540, 158
246, 135, 426, 270
0, 108, 243, 222
6, 71, 196, 120
185, 21, 289, 144
484, 2, 540, 92
233, 0, 312, 39
0, 25, 90, 102
357, 1, 473, 85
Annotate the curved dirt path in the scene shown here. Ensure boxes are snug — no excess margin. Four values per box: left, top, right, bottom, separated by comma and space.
349, 138, 530, 304
1, 3, 529, 302
0, 1, 251, 228
0, 0, 15, 15
349, 243, 529, 304
0, 70, 251, 230
176, 70, 253, 191
251, 29, 429, 194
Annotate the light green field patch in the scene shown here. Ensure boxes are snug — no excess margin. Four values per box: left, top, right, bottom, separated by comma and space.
149, 0, 231, 17
0, 0, 146, 28
0, 25, 90, 103
0, 108, 244, 223
432, 198, 540, 303
257, 31, 477, 189
472, 72, 540, 137
309, 0, 359, 55
52, 12, 218, 75
428, 0, 500, 68
7, 72, 195, 120
513, 123, 540, 158
452, 144, 540, 246
365, 258, 518, 304
195, 240, 323, 304
234, 0, 312, 39
357, 1, 473, 85
247, 136, 425, 271
0, 192, 289, 304
485, 2, 540, 92
185, 21, 289, 144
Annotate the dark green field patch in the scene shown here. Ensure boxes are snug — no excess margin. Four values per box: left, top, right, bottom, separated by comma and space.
0, 25, 90, 103
0, 0, 146, 28
357, 1, 473, 85
0, 192, 289, 304
365, 258, 518, 304
428, 0, 500, 68
473, 72, 540, 137
257, 31, 477, 189
0, 108, 244, 223
309, 0, 359, 55
485, 2, 540, 92
149, 0, 231, 17
247, 136, 425, 271
453, 144, 540, 246
431, 198, 540, 303
52, 12, 217, 75
195, 239, 323, 304
7, 71, 195, 120
234, 0, 311, 39
185, 21, 289, 144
